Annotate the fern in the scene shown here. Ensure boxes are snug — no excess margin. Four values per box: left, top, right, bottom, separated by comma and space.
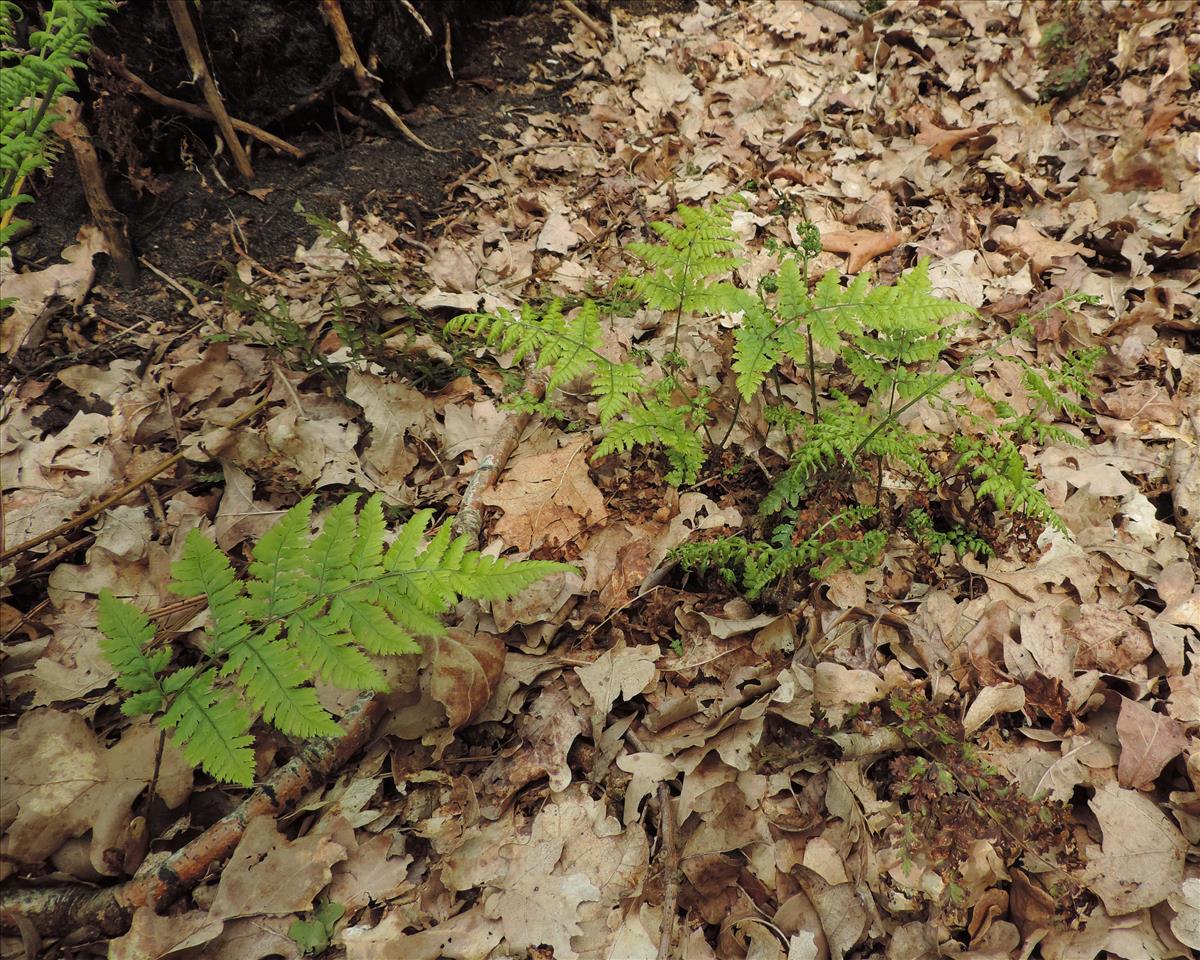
1, 0, 113, 253
98, 494, 573, 785
673, 506, 885, 598
447, 196, 1099, 598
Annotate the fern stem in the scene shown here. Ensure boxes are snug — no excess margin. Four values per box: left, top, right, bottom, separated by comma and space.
717, 393, 743, 449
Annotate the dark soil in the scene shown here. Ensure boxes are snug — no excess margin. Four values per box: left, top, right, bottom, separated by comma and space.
6, 0, 578, 364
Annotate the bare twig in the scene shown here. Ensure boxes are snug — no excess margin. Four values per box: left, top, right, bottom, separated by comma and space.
626, 730, 680, 960
138, 256, 199, 307
94, 49, 306, 161
0, 397, 271, 564
165, 0, 254, 179
560, 0, 608, 41
399, 0, 433, 37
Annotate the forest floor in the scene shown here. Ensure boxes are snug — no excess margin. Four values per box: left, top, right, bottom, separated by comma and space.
2, 2, 1199, 959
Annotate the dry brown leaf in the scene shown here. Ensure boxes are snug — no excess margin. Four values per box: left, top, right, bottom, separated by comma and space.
575, 642, 658, 723
536, 210, 582, 253
108, 907, 223, 960
210, 816, 347, 921
0, 225, 108, 354
821, 229, 905, 274
1083, 780, 1188, 914
425, 626, 506, 730
991, 219, 1094, 275
485, 843, 599, 958
915, 118, 995, 161
0, 711, 191, 880
1115, 696, 1189, 790
340, 905, 502, 960
481, 440, 606, 551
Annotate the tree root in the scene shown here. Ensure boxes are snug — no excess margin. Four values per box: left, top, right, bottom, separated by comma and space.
318, 0, 450, 155
94, 49, 307, 161
165, 0, 255, 179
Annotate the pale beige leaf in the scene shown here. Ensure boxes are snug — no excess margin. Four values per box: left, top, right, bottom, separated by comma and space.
1083, 781, 1187, 914
1115, 696, 1189, 790
210, 816, 347, 921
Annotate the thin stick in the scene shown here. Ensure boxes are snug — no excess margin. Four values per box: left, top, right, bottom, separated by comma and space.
399, 0, 433, 37
452, 368, 548, 542
94, 49, 306, 161
0, 397, 271, 564
560, 0, 608, 41
139, 256, 199, 307
626, 730, 679, 960
165, 0, 254, 179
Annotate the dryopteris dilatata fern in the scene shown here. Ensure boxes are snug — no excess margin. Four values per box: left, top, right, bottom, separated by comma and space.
448, 193, 1100, 596
449, 196, 754, 484
1, 0, 113, 256
98, 493, 573, 786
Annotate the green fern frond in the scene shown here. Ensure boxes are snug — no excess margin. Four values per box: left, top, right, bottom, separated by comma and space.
162, 668, 256, 787
732, 304, 781, 401
97, 590, 169, 715
100, 495, 573, 784
597, 401, 705, 485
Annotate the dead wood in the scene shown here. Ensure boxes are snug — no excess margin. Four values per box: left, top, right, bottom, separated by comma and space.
50, 96, 138, 288
0, 693, 386, 941
165, 0, 255, 179
318, 0, 450, 155
93, 49, 307, 161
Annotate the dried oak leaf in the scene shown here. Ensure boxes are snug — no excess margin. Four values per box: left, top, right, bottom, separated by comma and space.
0, 710, 191, 881
990, 219, 1093, 276
481, 441, 607, 551
1083, 780, 1187, 915
209, 816, 347, 921
426, 626, 506, 730
1115, 696, 1189, 790
915, 118, 995, 161
821, 229, 905, 274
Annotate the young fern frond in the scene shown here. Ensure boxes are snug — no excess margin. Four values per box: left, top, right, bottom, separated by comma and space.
596, 401, 706, 485
99, 494, 573, 785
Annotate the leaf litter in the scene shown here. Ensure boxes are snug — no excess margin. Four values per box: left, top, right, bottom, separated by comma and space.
1, 1, 1199, 958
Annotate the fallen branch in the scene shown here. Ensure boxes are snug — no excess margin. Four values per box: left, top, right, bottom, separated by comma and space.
318, 0, 450, 154
94, 49, 307, 161
165, 0, 254, 179
51, 95, 138, 287
0, 693, 386, 940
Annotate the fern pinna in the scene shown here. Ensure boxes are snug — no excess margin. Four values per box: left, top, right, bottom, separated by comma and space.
98, 494, 571, 785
